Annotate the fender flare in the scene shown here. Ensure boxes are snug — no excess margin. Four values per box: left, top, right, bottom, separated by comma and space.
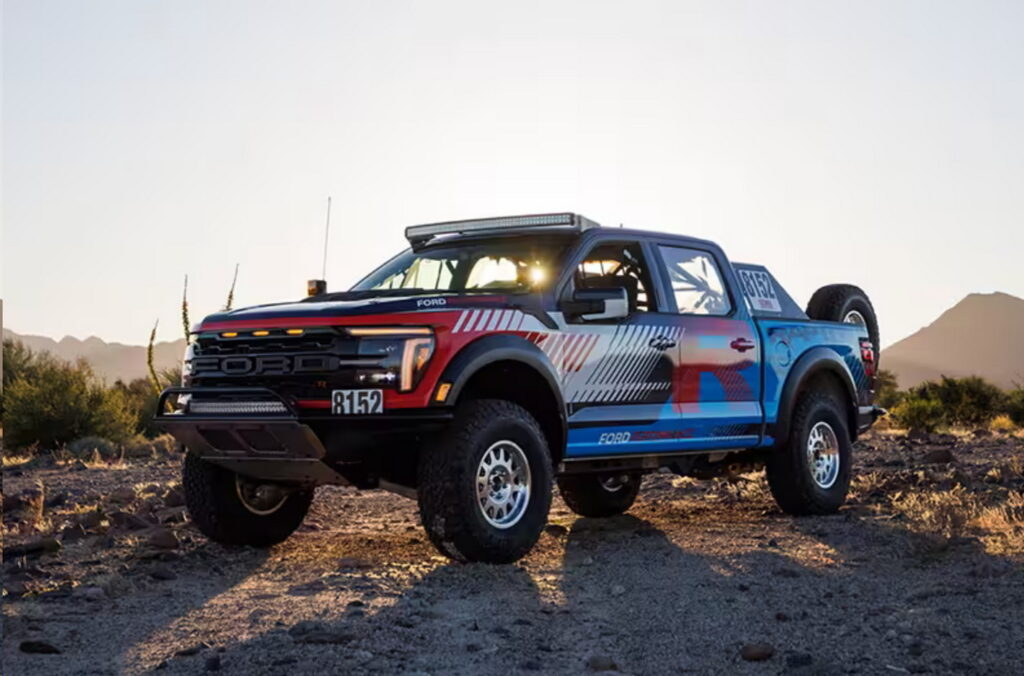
773, 347, 858, 444
435, 333, 567, 448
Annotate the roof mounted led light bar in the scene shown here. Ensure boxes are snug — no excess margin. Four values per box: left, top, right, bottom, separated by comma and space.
404, 212, 601, 247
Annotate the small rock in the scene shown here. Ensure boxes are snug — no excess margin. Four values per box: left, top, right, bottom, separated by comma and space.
786, 652, 813, 668
5, 580, 29, 597
773, 568, 800, 579
352, 649, 373, 662
922, 448, 955, 464
544, 523, 569, 537
347, 599, 366, 607
60, 524, 89, 542
150, 566, 177, 581
288, 620, 353, 644
146, 527, 179, 550
740, 643, 775, 661
337, 557, 373, 569
4, 536, 61, 559
73, 586, 107, 602
77, 510, 103, 530
610, 584, 626, 596
162, 488, 185, 508
20, 640, 61, 654
174, 642, 210, 657
585, 654, 619, 671
205, 655, 221, 671
109, 486, 138, 504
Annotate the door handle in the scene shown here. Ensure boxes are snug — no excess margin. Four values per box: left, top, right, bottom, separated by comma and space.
649, 336, 677, 351
730, 338, 756, 352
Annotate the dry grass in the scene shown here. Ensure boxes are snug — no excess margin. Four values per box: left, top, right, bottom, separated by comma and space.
891, 487, 980, 552
976, 492, 1024, 556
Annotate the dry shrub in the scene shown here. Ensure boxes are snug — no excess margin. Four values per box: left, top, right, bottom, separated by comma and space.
976, 492, 1024, 556
892, 487, 980, 551
990, 414, 1017, 434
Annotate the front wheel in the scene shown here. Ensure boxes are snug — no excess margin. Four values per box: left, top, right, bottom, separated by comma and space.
766, 391, 852, 515
418, 399, 552, 564
182, 453, 313, 546
558, 472, 642, 517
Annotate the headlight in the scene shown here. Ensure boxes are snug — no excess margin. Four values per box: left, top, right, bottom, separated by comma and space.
348, 327, 435, 392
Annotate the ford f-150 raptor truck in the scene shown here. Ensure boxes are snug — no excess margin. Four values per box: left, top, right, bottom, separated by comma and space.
157, 213, 882, 563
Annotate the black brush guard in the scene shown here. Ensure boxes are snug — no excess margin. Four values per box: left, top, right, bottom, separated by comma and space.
154, 386, 347, 486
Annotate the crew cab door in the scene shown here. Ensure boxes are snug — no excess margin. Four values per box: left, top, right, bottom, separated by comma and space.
558, 237, 688, 457
650, 242, 763, 450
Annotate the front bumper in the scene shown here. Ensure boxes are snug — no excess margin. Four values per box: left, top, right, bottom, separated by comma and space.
155, 386, 346, 485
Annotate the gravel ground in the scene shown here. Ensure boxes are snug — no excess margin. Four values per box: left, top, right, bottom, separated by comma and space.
3, 430, 1023, 675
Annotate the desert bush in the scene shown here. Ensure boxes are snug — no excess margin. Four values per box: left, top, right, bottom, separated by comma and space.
911, 376, 1005, 427
1005, 388, 1024, 428
67, 436, 120, 461
891, 394, 945, 433
3, 356, 138, 451
990, 414, 1017, 434
875, 369, 902, 410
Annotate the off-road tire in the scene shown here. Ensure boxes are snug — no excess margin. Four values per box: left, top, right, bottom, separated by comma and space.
558, 472, 642, 517
766, 391, 852, 515
418, 399, 553, 564
806, 284, 879, 357
182, 452, 313, 547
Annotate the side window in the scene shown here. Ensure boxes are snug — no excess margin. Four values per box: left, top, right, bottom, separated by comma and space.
657, 246, 731, 316
574, 242, 655, 313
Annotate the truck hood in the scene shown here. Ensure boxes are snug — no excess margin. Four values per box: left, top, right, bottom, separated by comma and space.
197, 292, 514, 330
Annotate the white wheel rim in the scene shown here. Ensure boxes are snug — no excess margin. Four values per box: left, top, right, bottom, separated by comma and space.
806, 421, 840, 489
843, 310, 866, 327
235, 475, 288, 515
476, 441, 531, 529
600, 475, 627, 493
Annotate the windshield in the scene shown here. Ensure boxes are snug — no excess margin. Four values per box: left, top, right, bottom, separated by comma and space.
352, 236, 572, 294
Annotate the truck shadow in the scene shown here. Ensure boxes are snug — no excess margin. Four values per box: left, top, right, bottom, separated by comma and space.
118, 499, 1023, 675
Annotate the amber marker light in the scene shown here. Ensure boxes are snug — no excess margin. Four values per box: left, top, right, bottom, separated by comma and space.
221, 332, 238, 338
435, 382, 452, 402
286, 329, 304, 335
252, 330, 270, 337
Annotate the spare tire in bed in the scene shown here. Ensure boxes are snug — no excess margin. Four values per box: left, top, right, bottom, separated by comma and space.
806, 284, 880, 356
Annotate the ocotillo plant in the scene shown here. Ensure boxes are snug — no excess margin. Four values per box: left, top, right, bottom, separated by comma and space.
181, 274, 191, 341
147, 319, 161, 395
225, 263, 239, 310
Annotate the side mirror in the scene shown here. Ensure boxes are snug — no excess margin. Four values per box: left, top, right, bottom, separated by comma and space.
561, 287, 629, 321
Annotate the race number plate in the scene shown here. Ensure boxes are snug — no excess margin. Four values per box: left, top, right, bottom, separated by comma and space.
737, 269, 782, 313
332, 389, 384, 415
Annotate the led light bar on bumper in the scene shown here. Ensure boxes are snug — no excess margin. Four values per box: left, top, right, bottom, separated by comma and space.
405, 212, 600, 246
348, 327, 435, 392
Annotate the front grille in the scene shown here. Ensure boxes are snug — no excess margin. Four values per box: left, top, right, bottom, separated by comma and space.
196, 335, 339, 356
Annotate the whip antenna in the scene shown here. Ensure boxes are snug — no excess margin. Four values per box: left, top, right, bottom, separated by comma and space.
307, 196, 332, 297
321, 196, 332, 279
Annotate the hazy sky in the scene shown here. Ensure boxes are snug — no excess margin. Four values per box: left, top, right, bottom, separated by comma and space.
3, 1, 1022, 346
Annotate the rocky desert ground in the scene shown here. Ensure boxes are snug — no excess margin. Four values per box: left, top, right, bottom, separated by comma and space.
3, 429, 1023, 675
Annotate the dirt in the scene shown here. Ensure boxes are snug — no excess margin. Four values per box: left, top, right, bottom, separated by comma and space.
3, 430, 1023, 675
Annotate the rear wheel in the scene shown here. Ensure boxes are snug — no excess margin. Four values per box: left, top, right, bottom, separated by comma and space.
766, 391, 852, 515
418, 399, 552, 563
806, 284, 879, 356
182, 452, 313, 546
558, 472, 641, 517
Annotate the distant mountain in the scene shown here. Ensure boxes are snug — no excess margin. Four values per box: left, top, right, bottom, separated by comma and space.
4, 330, 187, 384
882, 292, 1024, 390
